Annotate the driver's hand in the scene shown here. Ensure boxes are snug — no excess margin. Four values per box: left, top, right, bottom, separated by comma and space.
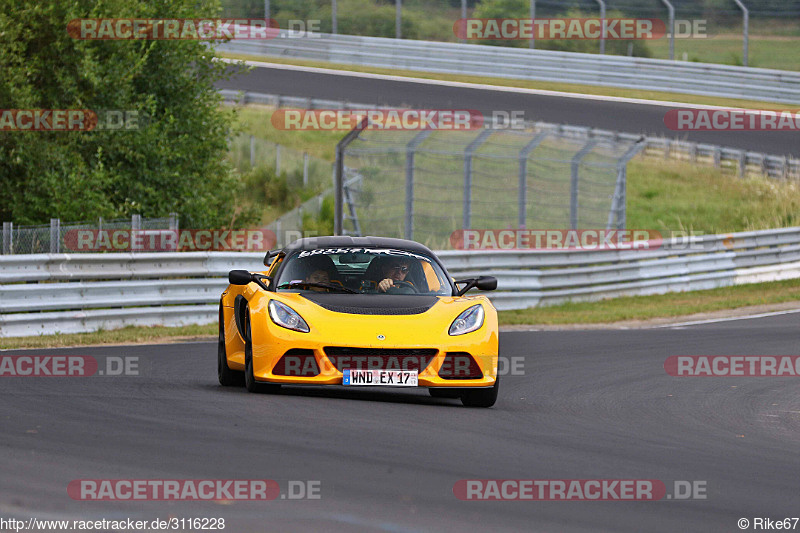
378, 278, 394, 292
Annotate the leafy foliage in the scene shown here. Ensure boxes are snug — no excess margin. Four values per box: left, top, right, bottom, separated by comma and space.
0, 0, 250, 227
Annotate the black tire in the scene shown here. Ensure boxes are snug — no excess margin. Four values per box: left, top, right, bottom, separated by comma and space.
218, 306, 244, 387
243, 308, 280, 394
460, 376, 499, 408
428, 388, 462, 399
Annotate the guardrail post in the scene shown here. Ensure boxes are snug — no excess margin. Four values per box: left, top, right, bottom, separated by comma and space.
570, 140, 598, 230
660, 0, 675, 60
739, 151, 747, 178
518, 131, 549, 228
733, 0, 749, 66
405, 130, 432, 240
463, 129, 493, 230
595, 0, 606, 54
714, 147, 721, 168
2, 222, 11, 255
49, 218, 61, 254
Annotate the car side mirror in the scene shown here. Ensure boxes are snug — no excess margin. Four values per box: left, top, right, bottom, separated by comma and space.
229, 270, 254, 285
476, 276, 497, 291
455, 275, 497, 296
229, 270, 272, 291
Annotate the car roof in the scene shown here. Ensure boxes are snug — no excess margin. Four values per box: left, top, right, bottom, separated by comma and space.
282, 236, 436, 256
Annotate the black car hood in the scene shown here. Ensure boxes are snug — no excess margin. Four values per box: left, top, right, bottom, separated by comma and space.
300, 293, 439, 315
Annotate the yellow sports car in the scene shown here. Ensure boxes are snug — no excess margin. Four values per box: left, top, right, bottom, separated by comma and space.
218, 236, 500, 407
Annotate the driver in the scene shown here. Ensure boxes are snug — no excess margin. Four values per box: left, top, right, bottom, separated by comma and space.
305, 268, 330, 292
378, 257, 413, 293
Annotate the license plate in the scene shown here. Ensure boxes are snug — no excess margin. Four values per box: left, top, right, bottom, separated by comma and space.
342, 369, 418, 387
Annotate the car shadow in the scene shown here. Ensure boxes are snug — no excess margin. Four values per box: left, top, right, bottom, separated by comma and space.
203, 382, 469, 407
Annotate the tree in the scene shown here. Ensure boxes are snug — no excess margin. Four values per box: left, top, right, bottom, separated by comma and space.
0, 0, 249, 227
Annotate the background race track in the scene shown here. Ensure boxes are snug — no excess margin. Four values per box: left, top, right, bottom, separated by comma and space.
2, 313, 799, 532
217, 63, 800, 157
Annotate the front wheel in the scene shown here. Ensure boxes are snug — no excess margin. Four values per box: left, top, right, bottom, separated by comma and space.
243, 308, 280, 394
218, 306, 243, 387
460, 376, 499, 408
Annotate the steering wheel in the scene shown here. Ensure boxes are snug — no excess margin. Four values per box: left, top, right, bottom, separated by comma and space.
387, 279, 417, 294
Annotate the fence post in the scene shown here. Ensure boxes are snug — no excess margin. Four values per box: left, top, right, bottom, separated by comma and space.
276, 144, 281, 175
2, 222, 11, 255
733, 0, 749, 66
50, 218, 61, 254
303, 152, 309, 187
595, 0, 606, 54
660, 0, 675, 60
463, 129, 493, 230
250, 135, 255, 168
518, 131, 549, 228
404, 130, 432, 240
608, 138, 645, 230
131, 214, 141, 252
529, 0, 536, 49
396, 0, 402, 39
334, 116, 369, 236
169, 212, 179, 232
570, 140, 598, 230
332, 0, 338, 34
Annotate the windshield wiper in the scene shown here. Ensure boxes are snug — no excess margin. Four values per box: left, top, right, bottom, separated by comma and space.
277, 281, 358, 294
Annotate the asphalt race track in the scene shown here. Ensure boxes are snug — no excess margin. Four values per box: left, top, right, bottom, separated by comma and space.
2, 313, 799, 532
217, 63, 800, 157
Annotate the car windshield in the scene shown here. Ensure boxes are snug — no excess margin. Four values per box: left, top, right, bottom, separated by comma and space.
275, 247, 453, 296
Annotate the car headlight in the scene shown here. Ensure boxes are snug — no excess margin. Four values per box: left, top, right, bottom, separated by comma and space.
268, 300, 310, 333
448, 304, 484, 336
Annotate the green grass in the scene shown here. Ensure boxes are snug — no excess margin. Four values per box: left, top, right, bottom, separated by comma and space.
647, 36, 800, 71
0, 324, 216, 351
499, 278, 800, 325
220, 53, 794, 110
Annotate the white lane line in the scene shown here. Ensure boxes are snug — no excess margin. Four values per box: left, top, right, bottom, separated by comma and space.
653, 308, 800, 328
219, 58, 753, 111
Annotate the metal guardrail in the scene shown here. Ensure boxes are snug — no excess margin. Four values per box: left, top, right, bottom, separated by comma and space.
220, 90, 799, 181
2, 227, 800, 337
216, 31, 800, 105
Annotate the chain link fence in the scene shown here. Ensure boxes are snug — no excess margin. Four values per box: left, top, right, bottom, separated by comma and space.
1, 215, 177, 255
338, 124, 644, 250
228, 133, 332, 191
